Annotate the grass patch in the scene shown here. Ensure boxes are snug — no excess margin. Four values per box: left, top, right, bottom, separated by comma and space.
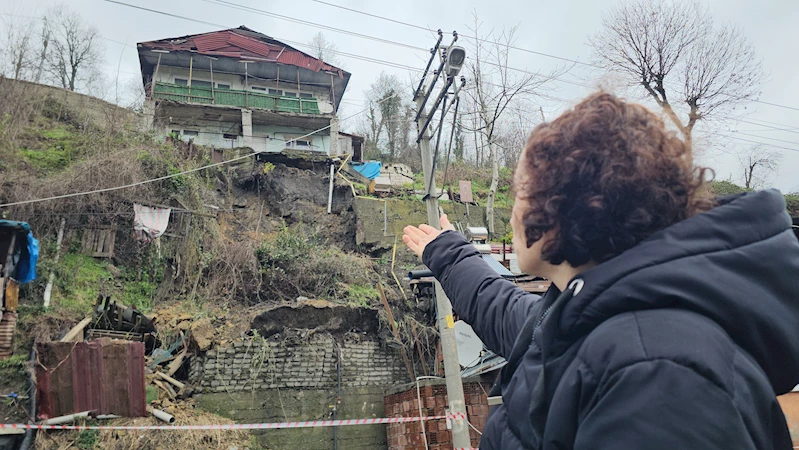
346, 284, 380, 308
53, 253, 113, 315
256, 223, 379, 303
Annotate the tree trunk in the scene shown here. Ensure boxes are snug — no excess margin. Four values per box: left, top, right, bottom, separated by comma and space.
486, 140, 499, 237
34, 24, 49, 83
69, 65, 78, 91
659, 102, 693, 165
14, 51, 24, 80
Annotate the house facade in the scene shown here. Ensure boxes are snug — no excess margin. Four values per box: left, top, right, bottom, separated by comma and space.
137, 26, 351, 156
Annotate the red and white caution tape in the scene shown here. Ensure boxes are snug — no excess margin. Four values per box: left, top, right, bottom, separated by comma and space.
0, 412, 468, 431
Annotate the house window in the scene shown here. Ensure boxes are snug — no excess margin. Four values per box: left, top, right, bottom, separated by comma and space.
175, 78, 188, 86
192, 80, 212, 88
216, 83, 231, 89
267, 88, 282, 95
182, 130, 199, 141
283, 91, 298, 98
285, 136, 312, 149
252, 86, 267, 91
299, 92, 314, 99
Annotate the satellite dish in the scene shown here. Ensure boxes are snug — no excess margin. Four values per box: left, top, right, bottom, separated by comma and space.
454, 321, 484, 368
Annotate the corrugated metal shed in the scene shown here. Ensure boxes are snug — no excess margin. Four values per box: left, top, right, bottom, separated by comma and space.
139, 27, 344, 77
36, 339, 146, 419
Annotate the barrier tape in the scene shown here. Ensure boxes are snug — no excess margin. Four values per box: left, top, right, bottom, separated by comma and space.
0, 412, 468, 431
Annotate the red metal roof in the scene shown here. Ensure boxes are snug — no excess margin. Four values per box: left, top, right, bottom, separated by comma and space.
139, 26, 344, 78
36, 339, 146, 419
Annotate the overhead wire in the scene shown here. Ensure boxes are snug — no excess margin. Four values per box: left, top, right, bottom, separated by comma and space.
308, 0, 601, 69
93, 1, 799, 157
103, 0, 420, 71
307, 0, 799, 112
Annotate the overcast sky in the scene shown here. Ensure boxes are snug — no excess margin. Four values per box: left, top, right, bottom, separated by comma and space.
3, 0, 797, 192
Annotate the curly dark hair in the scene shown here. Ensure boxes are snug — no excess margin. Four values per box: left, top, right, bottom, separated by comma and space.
515, 92, 714, 266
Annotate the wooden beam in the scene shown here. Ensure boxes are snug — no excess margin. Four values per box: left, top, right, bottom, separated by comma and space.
166, 349, 187, 377
156, 371, 185, 390
61, 317, 93, 342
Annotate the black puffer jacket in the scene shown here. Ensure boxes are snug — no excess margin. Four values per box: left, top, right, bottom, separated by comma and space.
423, 190, 799, 449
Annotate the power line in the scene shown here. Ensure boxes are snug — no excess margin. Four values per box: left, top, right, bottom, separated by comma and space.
307, 1, 799, 112
726, 131, 799, 147
201, 0, 427, 52
308, 0, 601, 69
197, 0, 592, 91
711, 133, 799, 154
752, 99, 799, 112
0, 92, 401, 208
103, 0, 420, 72
101, 0, 799, 157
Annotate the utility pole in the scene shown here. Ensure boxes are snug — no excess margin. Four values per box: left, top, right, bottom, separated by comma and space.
414, 31, 471, 449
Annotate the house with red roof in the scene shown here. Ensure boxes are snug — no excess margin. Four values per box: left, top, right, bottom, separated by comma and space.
137, 26, 351, 156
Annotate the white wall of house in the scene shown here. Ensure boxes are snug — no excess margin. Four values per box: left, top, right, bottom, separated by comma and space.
156, 121, 331, 154
154, 66, 335, 113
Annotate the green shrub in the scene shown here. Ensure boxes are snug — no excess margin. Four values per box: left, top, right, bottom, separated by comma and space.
256, 224, 378, 303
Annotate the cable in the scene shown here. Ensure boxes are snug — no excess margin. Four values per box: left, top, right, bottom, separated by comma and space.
103, 1, 420, 72
752, 99, 799, 112
709, 133, 799, 154
726, 131, 799, 147
308, 0, 600, 69
201, 0, 427, 52
0, 92, 401, 208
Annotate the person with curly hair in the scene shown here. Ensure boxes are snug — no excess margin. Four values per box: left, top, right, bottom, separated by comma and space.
403, 92, 799, 449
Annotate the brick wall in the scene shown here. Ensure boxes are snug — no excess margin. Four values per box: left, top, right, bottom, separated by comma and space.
384, 379, 492, 450
190, 333, 408, 392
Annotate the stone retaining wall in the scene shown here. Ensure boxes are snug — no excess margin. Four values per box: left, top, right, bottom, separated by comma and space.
189, 333, 408, 392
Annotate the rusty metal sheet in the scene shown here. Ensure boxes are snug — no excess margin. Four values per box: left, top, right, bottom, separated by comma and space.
459, 181, 474, 203
0, 312, 17, 359
140, 28, 343, 74
36, 339, 146, 419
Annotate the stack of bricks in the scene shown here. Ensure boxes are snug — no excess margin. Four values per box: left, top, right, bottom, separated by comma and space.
384, 380, 492, 450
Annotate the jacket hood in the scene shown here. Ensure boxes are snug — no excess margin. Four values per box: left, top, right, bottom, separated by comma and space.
558, 189, 799, 393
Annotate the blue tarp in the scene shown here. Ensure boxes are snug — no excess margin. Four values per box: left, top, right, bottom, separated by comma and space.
16, 233, 38, 283
0, 221, 38, 283
350, 161, 382, 180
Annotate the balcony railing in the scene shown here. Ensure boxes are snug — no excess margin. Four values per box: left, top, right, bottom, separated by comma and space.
153, 82, 322, 114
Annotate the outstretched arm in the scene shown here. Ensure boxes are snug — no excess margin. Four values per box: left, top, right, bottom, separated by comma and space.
403, 215, 541, 357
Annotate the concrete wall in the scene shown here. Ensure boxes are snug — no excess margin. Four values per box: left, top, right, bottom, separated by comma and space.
154, 118, 331, 153
191, 334, 408, 449
353, 197, 512, 247
155, 65, 334, 112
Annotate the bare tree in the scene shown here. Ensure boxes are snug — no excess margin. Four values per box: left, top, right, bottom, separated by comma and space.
307, 32, 340, 66
740, 146, 781, 190
464, 14, 561, 236
590, 0, 763, 164
44, 4, 104, 92
358, 72, 413, 160
0, 14, 37, 80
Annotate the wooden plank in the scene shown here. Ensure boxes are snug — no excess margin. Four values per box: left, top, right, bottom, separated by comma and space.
61, 317, 93, 342
156, 372, 185, 390
165, 349, 186, 377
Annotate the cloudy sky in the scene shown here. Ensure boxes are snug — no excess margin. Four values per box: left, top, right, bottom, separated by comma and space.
3, 0, 798, 192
